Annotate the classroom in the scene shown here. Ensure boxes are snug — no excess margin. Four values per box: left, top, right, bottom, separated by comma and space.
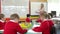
0, 0, 60, 34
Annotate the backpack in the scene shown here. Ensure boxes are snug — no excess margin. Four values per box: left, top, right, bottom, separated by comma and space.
50, 25, 56, 34
47, 21, 56, 34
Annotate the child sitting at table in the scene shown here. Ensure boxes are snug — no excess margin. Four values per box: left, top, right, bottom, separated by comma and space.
33, 13, 54, 34
36, 11, 47, 23
0, 14, 5, 30
25, 14, 32, 28
26, 14, 32, 23
4, 14, 27, 34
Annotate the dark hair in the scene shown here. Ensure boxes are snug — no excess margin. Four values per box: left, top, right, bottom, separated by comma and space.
10, 14, 19, 20
0, 14, 5, 19
48, 13, 53, 18
27, 14, 30, 17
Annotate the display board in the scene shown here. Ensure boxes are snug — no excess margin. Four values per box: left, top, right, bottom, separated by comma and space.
1, 6, 29, 18
1, 0, 29, 18
31, 2, 47, 15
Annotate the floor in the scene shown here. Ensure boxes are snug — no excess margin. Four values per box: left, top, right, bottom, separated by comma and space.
56, 29, 60, 34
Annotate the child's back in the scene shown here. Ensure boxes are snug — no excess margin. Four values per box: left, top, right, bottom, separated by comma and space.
4, 14, 27, 34
4, 20, 27, 34
0, 20, 5, 30
26, 14, 31, 23
26, 17, 31, 23
0, 14, 5, 30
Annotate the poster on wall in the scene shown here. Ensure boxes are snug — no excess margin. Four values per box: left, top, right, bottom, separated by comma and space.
31, 2, 48, 15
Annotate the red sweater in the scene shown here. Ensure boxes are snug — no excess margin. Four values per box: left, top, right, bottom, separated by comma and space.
0, 20, 5, 30
26, 17, 31, 23
4, 21, 27, 34
33, 19, 54, 34
47, 19, 54, 30
36, 19, 42, 23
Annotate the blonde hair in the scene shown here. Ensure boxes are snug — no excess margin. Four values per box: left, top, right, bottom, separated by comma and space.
40, 11, 50, 19
0, 14, 4, 19
41, 3, 44, 9
10, 14, 19, 20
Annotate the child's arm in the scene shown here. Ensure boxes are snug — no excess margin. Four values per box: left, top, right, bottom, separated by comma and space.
33, 21, 48, 32
16, 24, 27, 34
36, 19, 42, 23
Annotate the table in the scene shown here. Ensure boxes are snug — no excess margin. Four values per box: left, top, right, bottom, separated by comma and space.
26, 20, 42, 34
0, 29, 42, 34
0, 30, 4, 34
26, 29, 42, 34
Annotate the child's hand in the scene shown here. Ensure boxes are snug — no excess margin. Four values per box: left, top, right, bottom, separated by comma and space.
23, 28, 28, 30
36, 21, 38, 22
24, 29, 28, 33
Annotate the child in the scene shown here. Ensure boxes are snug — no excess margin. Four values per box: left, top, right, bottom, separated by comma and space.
0, 14, 5, 30
25, 14, 32, 28
33, 13, 54, 34
4, 14, 27, 34
26, 14, 31, 23
36, 11, 47, 23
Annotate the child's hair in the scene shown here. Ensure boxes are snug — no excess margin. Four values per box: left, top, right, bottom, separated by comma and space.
10, 14, 19, 20
0, 14, 5, 19
45, 14, 51, 19
40, 11, 51, 19
27, 14, 30, 17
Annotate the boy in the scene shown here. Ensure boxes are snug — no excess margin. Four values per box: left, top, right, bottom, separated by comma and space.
26, 14, 31, 23
4, 14, 27, 34
25, 14, 32, 28
0, 14, 5, 30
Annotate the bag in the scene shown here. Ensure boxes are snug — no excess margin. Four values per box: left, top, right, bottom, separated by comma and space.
47, 21, 56, 34
50, 25, 56, 34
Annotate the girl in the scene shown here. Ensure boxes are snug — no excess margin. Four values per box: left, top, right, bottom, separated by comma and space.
33, 13, 54, 34
36, 11, 47, 23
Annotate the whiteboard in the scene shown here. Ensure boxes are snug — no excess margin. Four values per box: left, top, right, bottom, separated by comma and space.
31, 2, 48, 15
1, 6, 29, 18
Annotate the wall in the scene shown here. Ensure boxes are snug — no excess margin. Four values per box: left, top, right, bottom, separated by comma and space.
30, 0, 47, 2
0, 0, 1, 13
48, 0, 60, 16
1, 0, 48, 17
1, 0, 29, 18
31, 2, 47, 15
30, 0, 48, 15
